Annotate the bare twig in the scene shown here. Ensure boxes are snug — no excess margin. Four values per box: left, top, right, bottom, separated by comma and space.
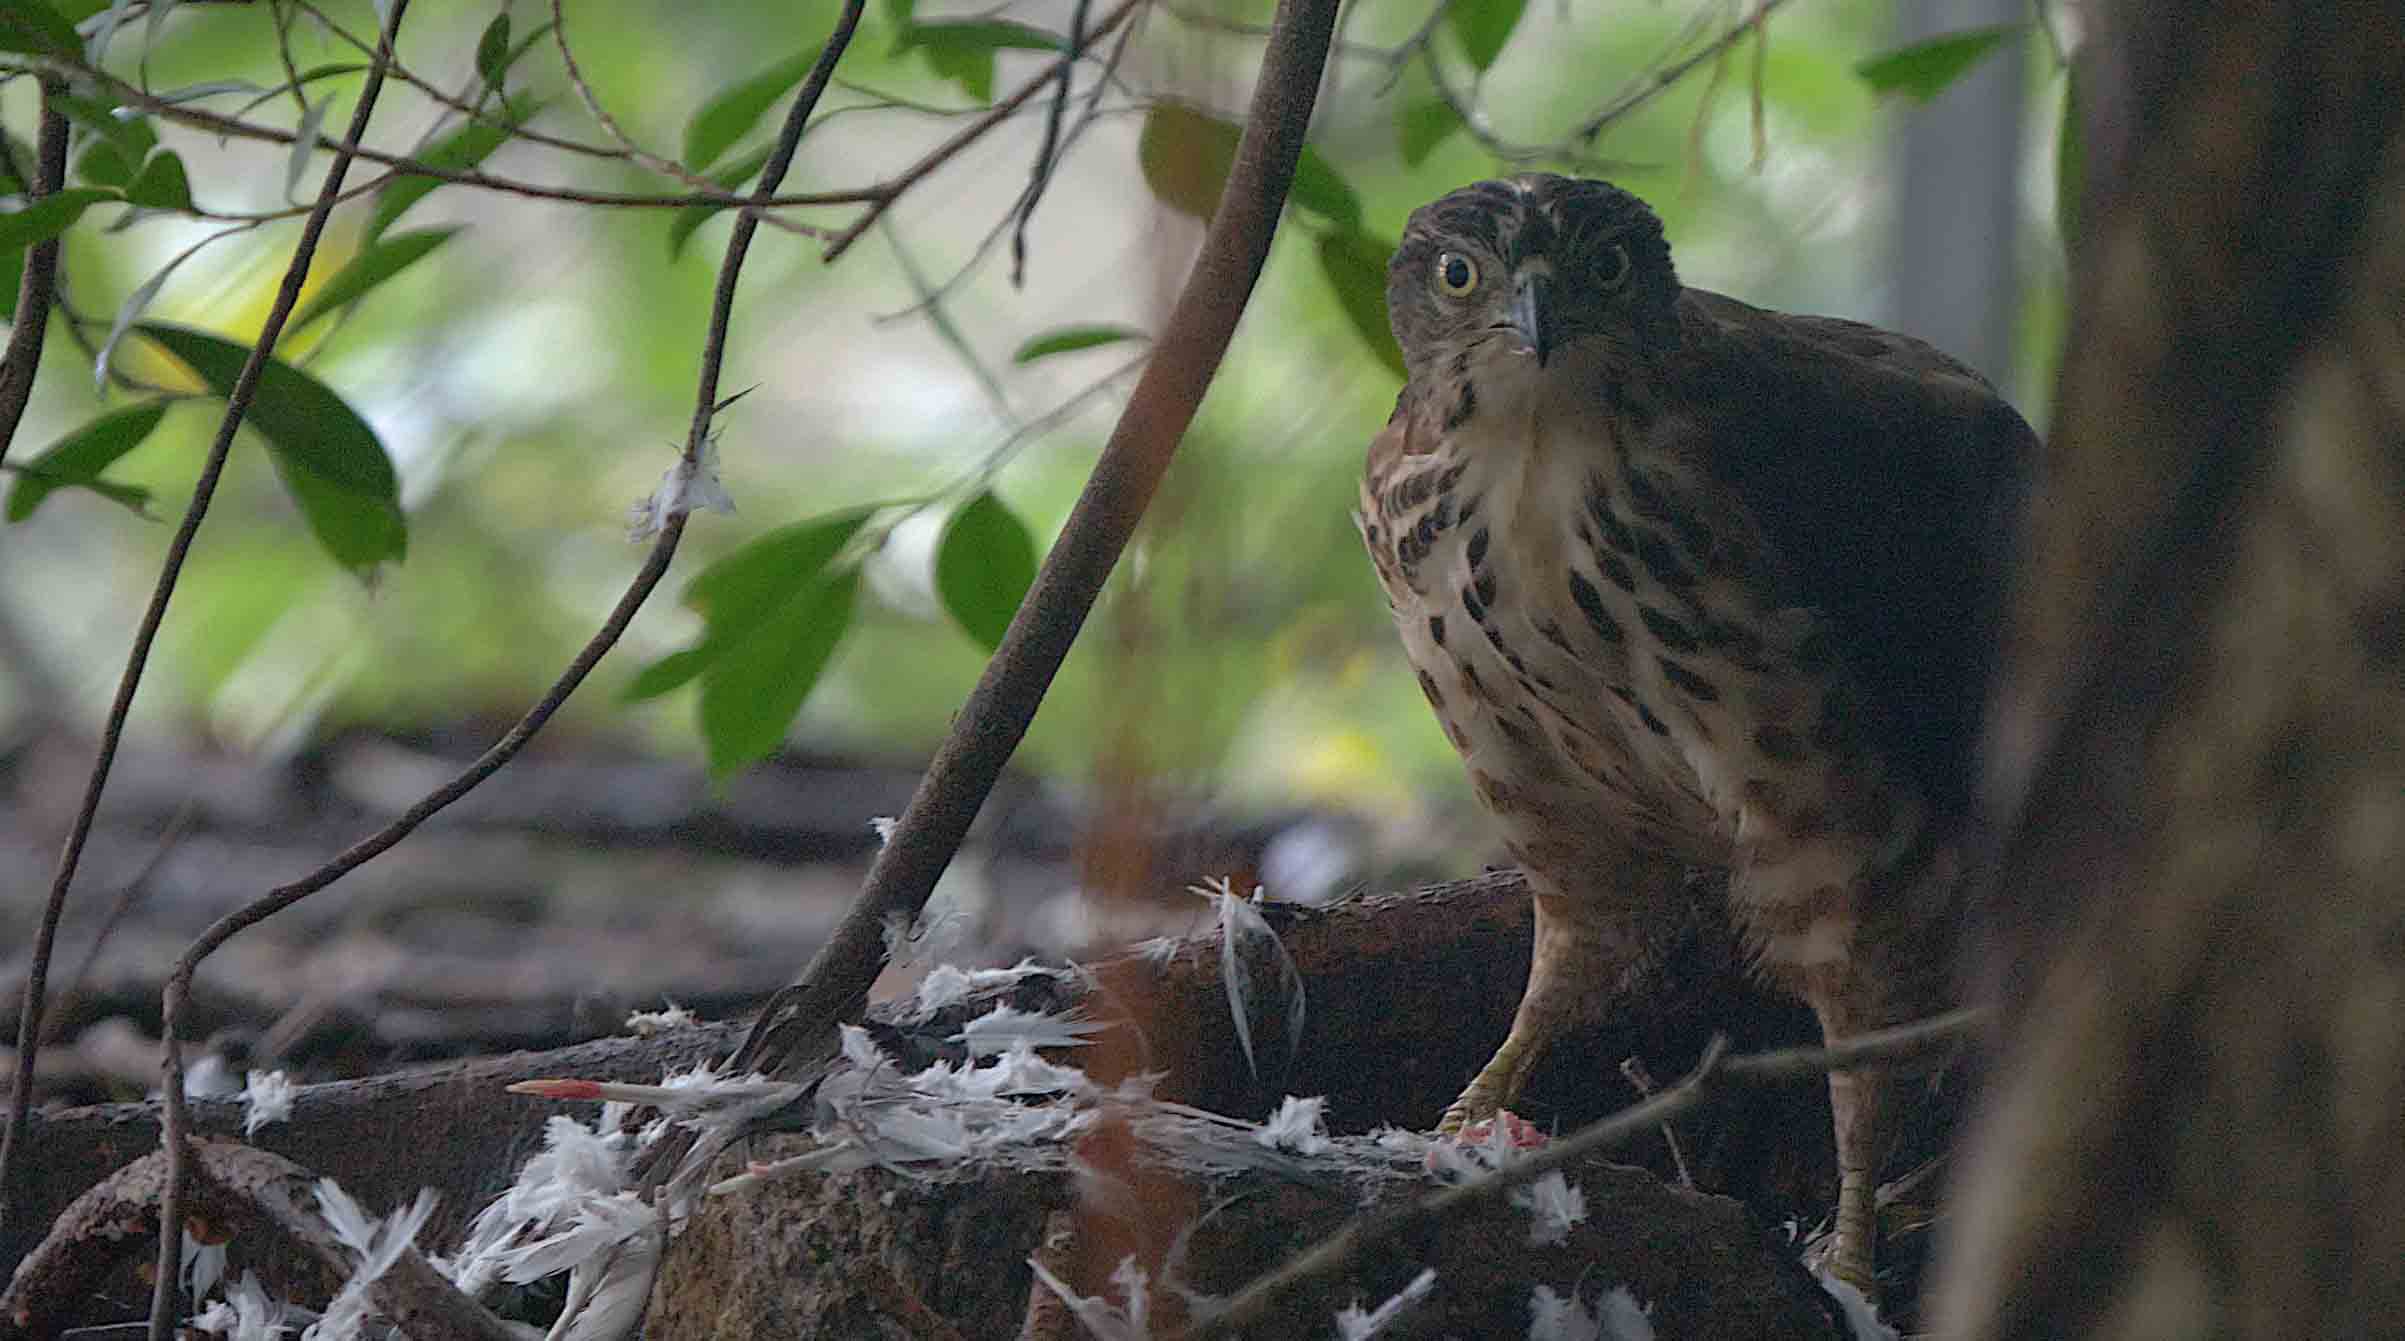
1569, 0, 1793, 147
131, 0, 418, 1328
819, 0, 1146, 262
0, 88, 67, 469
0, 90, 73, 1225
1186, 1007, 1983, 1338
285, 0, 634, 162
727, 0, 1342, 1083
547, 0, 726, 195
1011, 0, 1091, 287
1617, 1055, 1691, 1189
0, 61, 880, 211
136, 7, 865, 1333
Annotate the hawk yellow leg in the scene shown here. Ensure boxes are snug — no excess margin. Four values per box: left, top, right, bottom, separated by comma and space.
1822, 1062, 1887, 1295
1437, 890, 1646, 1135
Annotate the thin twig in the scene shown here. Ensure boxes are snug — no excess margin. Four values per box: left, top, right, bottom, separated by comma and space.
1186, 1007, 1983, 1338
37, 800, 202, 1052
0, 87, 72, 1231
287, 0, 634, 162
820, 0, 1146, 262
137, 0, 418, 1327
1617, 1055, 1691, 1188
137, 8, 866, 1332
547, 0, 722, 194
1011, 0, 1090, 287
1570, 0, 1793, 146
0, 88, 67, 469
727, 0, 1342, 1084
0, 60, 880, 211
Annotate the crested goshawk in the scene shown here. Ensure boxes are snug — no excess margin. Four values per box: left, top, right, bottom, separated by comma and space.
1359, 174, 2033, 1288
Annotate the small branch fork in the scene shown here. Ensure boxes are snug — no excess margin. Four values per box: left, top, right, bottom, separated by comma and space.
1185, 1007, 1985, 1339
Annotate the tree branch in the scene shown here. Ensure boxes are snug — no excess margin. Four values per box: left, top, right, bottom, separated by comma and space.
129, 0, 422, 1327
725, 0, 1342, 1084
0, 89, 74, 1227
0, 88, 68, 469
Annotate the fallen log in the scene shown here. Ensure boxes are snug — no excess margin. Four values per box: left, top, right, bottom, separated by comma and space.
6, 872, 1905, 1336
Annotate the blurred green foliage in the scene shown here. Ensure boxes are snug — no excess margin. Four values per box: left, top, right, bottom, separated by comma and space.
0, 0, 2066, 824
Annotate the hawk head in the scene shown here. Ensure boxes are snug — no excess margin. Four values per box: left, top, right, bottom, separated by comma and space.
1386, 174, 1682, 386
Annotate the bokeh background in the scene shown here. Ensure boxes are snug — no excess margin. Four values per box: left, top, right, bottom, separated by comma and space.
0, 0, 2060, 1087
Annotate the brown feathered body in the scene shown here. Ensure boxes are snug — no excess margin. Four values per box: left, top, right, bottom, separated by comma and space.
1361, 175, 2032, 1286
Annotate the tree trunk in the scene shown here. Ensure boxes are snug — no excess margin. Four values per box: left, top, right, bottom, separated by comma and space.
1935, 2, 2405, 1335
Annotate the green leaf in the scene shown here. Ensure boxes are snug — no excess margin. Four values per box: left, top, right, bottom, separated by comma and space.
2056, 72, 2081, 244
623, 645, 718, 701
698, 566, 857, 778
1011, 324, 1144, 364
285, 94, 332, 201
1318, 230, 1403, 378
474, 12, 511, 89
1854, 25, 2020, 102
502, 21, 554, 75
0, 189, 115, 250
1397, 89, 1463, 167
1448, 0, 1526, 73
53, 94, 157, 162
124, 149, 192, 211
237, 63, 365, 120
1137, 102, 1358, 228
0, 0, 83, 57
1290, 148, 1363, 230
935, 490, 1037, 651
625, 508, 873, 700
667, 143, 770, 258
5, 401, 167, 520
682, 47, 819, 171
137, 323, 406, 572
897, 19, 1060, 103
96, 236, 212, 388
154, 80, 270, 105
365, 95, 539, 243
290, 226, 461, 330
3, 468, 151, 515
74, 137, 134, 189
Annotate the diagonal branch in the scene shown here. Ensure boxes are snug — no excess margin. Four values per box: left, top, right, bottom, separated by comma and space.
724, 0, 1343, 1084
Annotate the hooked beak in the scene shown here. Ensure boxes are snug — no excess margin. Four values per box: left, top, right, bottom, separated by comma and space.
1509, 272, 1556, 366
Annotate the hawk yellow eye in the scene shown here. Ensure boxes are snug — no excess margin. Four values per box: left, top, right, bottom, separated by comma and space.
1436, 252, 1478, 296
1597, 243, 1632, 290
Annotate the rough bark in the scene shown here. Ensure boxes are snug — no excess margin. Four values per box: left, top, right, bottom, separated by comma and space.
652, 1139, 1846, 1340
1935, 1, 2405, 1335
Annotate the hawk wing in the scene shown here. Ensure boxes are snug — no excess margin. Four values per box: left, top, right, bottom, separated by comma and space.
1676, 288, 2037, 819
